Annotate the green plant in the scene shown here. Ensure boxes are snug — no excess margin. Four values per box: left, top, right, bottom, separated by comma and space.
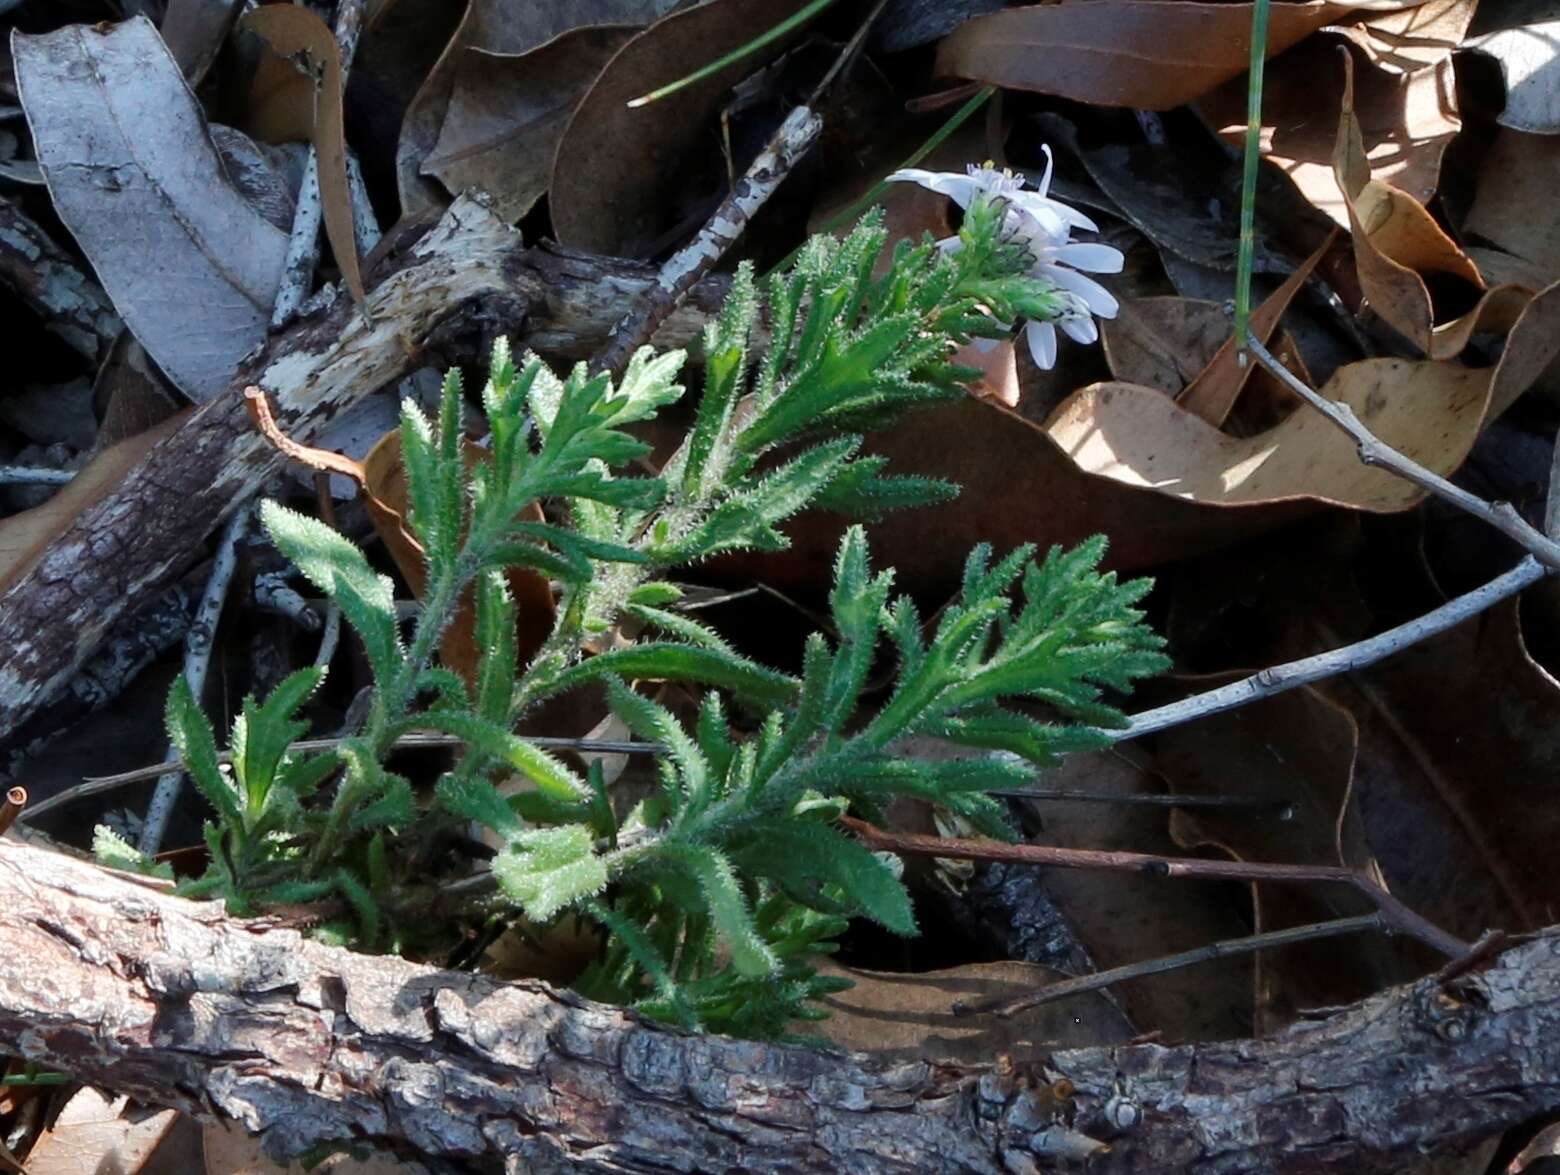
101, 197, 1166, 1038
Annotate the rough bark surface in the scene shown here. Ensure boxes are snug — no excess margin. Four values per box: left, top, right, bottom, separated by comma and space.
0, 838, 1555, 1174
0, 196, 726, 741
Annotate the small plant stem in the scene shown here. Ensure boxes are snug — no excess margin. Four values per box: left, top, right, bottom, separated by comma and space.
988, 786, 1289, 814
956, 913, 1384, 1018
841, 816, 1468, 958
1234, 0, 1270, 361
0, 787, 25, 837
626, 0, 840, 108
1247, 336, 1560, 569
139, 504, 252, 855
1117, 556, 1547, 741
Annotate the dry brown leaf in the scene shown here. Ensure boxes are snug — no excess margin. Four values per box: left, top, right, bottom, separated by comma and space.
203, 1120, 428, 1173
1334, 0, 1477, 74
551, 0, 812, 257
1465, 127, 1560, 286
1176, 233, 1331, 427
810, 959, 1132, 1063
26, 1086, 181, 1175
1200, 33, 1460, 225
243, 5, 365, 306
422, 27, 637, 221
0, 410, 189, 595
1326, 50, 1520, 358
345, 0, 465, 212
1158, 686, 1416, 1033
1048, 358, 1487, 512
161, 0, 242, 85
1507, 1122, 1560, 1174
397, 1, 669, 221
936, 1, 1350, 110
1103, 299, 1234, 394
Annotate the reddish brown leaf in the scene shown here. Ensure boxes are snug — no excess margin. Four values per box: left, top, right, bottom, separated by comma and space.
935, 1, 1350, 110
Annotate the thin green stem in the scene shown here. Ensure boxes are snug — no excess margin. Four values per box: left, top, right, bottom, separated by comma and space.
627, 0, 841, 108
1234, 0, 1270, 362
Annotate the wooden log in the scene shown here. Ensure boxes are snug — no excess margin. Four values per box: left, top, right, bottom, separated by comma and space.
0, 838, 1552, 1173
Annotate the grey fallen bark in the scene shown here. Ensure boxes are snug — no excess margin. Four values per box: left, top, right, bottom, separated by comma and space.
0, 837, 1555, 1174
0, 195, 727, 742
0, 195, 121, 362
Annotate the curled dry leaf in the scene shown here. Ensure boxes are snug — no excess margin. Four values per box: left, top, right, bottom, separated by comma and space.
245, 391, 553, 685
1200, 26, 1464, 235
1324, 49, 1542, 361
242, 4, 365, 306
550, 0, 812, 257
160, 0, 242, 85
935, 2, 1350, 110
397, 0, 675, 223
25, 1086, 182, 1175
1175, 233, 1332, 428
14, 17, 289, 400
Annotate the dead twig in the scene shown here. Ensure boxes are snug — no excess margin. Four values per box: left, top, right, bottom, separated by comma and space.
271, 0, 367, 328
1247, 336, 1560, 569
841, 816, 1468, 958
138, 504, 253, 854
957, 913, 1384, 1018
593, 104, 823, 376
0, 789, 25, 837
0, 466, 73, 487
20, 732, 664, 824
1116, 556, 1546, 741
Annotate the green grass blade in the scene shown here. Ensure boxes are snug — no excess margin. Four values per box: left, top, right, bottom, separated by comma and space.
628, 0, 842, 108
1234, 0, 1271, 361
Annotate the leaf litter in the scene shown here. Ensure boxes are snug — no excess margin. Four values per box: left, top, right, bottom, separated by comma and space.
5, 0, 1560, 1166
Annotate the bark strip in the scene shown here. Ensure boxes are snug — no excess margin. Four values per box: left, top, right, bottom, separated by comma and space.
0, 839, 1554, 1173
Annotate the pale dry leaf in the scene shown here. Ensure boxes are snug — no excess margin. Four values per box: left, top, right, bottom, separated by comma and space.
14, 17, 289, 400
810, 959, 1133, 1063
203, 1121, 428, 1174
27, 1086, 180, 1175
1465, 127, 1560, 285
1466, 18, 1560, 133
242, 5, 365, 306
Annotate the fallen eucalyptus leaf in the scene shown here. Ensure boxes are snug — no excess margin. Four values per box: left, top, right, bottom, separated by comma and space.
14, 17, 289, 400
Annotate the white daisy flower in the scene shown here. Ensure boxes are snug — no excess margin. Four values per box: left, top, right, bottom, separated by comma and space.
888, 149, 1123, 371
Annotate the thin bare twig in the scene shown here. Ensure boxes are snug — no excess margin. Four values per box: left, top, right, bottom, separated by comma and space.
21, 733, 665, 825
956, 913, 1384, 1018
0, 788, 25, 838
1247, 336, 1560, 569
1117, 556, 1547, 741
138, 505, 253, 854
988, 786, 1291, 814
0, 466, 72, 487
841, 816, 1468, 958
593, 103, 823, 376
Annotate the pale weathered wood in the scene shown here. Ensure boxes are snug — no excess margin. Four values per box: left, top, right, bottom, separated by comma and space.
0, 838, 1554, 1173
0, 197, 727, 742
